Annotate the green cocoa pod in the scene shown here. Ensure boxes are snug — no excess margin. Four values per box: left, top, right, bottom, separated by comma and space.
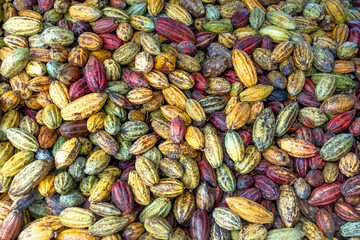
0, 48, 30, 78
320, 133, 354, 161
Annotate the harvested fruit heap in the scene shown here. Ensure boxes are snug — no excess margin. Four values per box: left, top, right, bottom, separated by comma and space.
2, 0, 360, 239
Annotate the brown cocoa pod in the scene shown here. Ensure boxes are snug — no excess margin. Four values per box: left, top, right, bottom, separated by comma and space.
0, 210, 23, 240
59, 120, 89, 139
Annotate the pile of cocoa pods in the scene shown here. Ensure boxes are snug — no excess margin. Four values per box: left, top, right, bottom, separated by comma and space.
1, 0, 360, 238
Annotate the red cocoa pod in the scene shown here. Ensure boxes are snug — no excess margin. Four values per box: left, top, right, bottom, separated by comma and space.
0, 210, 23, 240
266, 165, 297, 185
253, 175, 279, 201
261, 200, 276, 230
92, 17, 118, 34
177, 41, 198, 56
100, 34, 123, 51
231, 9, 250, 28
288, 120, 301, 133
59, 120, 89, 138
350, 117, 360, 137
308, 182, 342, 206
312, 127, 325, 147
84, 55, 107, 92
317, 208, 335, 240
257, 74, 271, 85
192, 90, 207, 100
308, 154, 326, 170
217, 192, 236, 208
326, 110, 356, 133
306, 169, 324, 187
335, 201, 360, 222
119, 165, 135, 181
348, 27, 360, 46
38, 0, 54, 11
109, 91, 134, 110
212, 185, 223, 205
110, 0, 126, 8
348, 20, 360, 28
237, 130, 252, 148
268, 101, 284, 115
111, 180, 134, 213
237, 187, 261, 202
222, 70, 240, 83
294, 158, 308, 178
155, 17, 196, 44
69, 78, 92, 101
345, 93, 360, 110
122, 69, 150, 89
195, 31, 217, 49
296, 92, 321, 107
302, 77, 316, 95
209, 112, 227, 132
198, 160, 217, 188
22, 107, 38, 120
261, 35, 273, 50
254, 160, 272, 175
170, 116, 186, 144
341, 174, 360, 197
191, 72, 208, 91
236, 175, 254, 191
298, 198, 318, 222
233, 35, 262, 54
190, 209, 210, 240
295, 126, 314, 144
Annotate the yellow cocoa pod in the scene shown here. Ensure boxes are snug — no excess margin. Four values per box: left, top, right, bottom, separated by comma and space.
185, 126, 204, 150
162, 84, 187, 110
38, 172, 56, 198
232, 49, 257, 87
150, 178, 184, 198
128, 171, 151, 205
135, 156, 159, 186
89, 174, 116, 203
60, 207, 96, 228
239, 84, 274, 102
226, 102, 251, 130
226, 197, 274, 224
